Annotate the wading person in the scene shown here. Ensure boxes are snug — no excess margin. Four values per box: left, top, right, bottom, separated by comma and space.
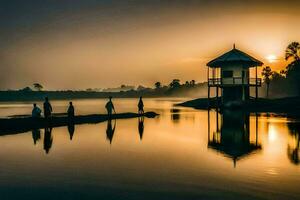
43, 97, 52, 119
105, 96, 115, 118
32, 103, 42, 118
138, 96, 144, 114
67, 101, 75, 118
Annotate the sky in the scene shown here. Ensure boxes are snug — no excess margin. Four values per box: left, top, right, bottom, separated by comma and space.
1, 0, 300, 90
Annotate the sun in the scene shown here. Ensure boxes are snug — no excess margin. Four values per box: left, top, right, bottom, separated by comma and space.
266, 54, 277, 63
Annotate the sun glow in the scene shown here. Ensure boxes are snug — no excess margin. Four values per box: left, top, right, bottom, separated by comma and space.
266, 54, 277, 63
268, 125, 278, 142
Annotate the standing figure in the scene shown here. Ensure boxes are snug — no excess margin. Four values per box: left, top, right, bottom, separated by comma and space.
67, 101, 75, 118
43, 97, 52, 118
138, 96, 144, 114
32, 103, 42, 118
105, 96, 115, 118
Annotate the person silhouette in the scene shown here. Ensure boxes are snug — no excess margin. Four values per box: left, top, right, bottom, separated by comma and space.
44, 127, 53, 154
138, 117, 144, 140
67, 101, 75, 119
138, 96, 144, 114
106, 119, 116, 144
105, 96, 115, 118
32, 103, 42, 118
43, 97, 52, 119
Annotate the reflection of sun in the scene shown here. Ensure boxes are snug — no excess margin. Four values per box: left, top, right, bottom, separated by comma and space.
268, 125, 278, 142
266, 54, 277, 63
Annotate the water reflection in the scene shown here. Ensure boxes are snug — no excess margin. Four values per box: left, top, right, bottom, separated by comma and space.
32, 129, 41, 145
287, 122, 300, 165
138, 117, 144, 140
44, 127, 53, 154
106, 119, 116, 144
68, 123, 75, 140
170, 108, 180, 123
208, 110, 262, 167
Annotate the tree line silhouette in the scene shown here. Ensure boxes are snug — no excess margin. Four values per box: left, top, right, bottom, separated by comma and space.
0, 79, 206, 101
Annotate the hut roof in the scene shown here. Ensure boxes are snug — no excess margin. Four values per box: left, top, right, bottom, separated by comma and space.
207, 47, 263, 68
208, 141, 262, 165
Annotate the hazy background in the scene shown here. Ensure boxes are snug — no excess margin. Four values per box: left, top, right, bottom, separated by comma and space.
1, 0, 300, 90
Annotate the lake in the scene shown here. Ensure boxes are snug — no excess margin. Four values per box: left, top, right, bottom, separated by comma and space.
0, 98, 299, 200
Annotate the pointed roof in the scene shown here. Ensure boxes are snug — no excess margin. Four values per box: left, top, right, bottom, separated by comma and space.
207, 46, 263, 68
208, 141, 261, 161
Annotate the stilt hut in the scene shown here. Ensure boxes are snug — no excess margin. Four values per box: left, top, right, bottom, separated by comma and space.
207, 45, 263, 107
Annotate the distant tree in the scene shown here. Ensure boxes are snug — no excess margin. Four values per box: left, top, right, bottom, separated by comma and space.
280, 69, 287, 77
261, 66, 273, 98
271, 71, 285, 81
19, 87, 32, 92
33, 83, 43, 91
169, 79, 181, 89
154, 82, 161, 89
137, 85, 146, 91
285, 42, 300, 61
190, 80, 196, 87
185, 81, 190, 86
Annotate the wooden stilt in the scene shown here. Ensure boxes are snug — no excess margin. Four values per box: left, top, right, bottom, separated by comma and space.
208, 110, 210, 142
255, 66, 258, 101
216, 108, 219, 132
216, 86, 219, 107
208, 86, 210, 108
255, 112, 258, 146
207, 66, 210, 109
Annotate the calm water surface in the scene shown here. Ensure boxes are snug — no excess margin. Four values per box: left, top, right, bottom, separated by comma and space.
0, 98, 299, 200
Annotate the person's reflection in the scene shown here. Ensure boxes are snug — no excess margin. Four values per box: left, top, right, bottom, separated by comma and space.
287, 122, 300, 165
106, 119, 116, 144
32, 129, 41, 145
138, 117, 144, 140
68, 123, 75, 141
171, 108, 180, 123
44, 127, 53, 154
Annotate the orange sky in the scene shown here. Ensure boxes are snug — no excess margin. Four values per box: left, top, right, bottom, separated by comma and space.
1, 1, 300, 90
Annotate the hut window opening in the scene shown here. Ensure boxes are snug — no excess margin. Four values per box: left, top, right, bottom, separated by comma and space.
222, 70, 233, 78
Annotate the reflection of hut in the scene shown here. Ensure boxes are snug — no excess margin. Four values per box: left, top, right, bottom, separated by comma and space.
208, 110, 261, 167
207, 45, 263, 107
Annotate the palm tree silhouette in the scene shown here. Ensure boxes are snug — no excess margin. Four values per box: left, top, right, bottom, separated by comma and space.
33, 83, 43, 91
285, 42, 300, 61
261, 66, 273, 98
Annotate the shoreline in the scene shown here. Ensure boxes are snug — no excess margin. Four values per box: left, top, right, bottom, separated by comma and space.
0, 112, 158, 135
176, 96, 300, 116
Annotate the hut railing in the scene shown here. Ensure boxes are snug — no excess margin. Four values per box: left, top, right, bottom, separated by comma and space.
208, 77, 261, 86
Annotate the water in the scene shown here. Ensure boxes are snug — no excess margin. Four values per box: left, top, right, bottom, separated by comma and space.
0, 98, 299, 200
